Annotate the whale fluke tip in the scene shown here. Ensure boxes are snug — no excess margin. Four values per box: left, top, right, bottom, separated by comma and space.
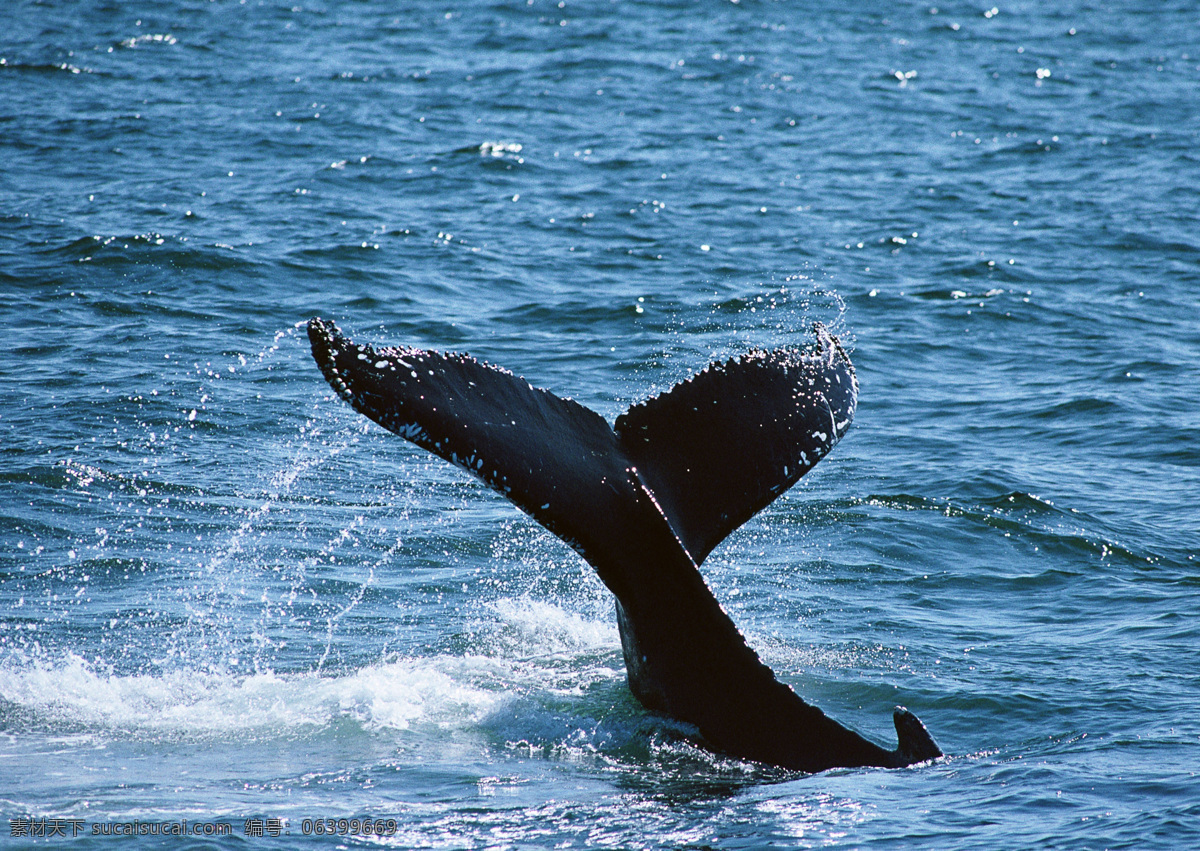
893, 706, 943, 766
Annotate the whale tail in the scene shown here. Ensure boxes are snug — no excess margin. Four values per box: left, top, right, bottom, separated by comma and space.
308, 316, 941, 773
893, 706, 943, 766
306, 316, 857, 580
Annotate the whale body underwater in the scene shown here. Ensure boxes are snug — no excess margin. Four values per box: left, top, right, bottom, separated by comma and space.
308, 317, 942, 772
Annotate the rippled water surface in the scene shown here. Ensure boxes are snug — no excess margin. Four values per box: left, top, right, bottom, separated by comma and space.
3, 0, 1198, 847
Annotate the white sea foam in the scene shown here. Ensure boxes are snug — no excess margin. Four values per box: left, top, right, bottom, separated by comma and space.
483, 597, 617, 658
0, 653, 504, 739
0, 600, 621, 744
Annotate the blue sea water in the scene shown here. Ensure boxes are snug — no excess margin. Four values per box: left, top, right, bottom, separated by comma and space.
2, 0, 1199, 847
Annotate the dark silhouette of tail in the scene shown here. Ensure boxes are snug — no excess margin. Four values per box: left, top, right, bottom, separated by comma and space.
893, 707, 943, 766
308, 317, 941, 772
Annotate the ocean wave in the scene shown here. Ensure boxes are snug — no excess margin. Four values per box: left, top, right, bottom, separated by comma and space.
40, 233, 264, 275
856, 491, 1155, 568
0, 598, 625, 750
0, 652, 498, 741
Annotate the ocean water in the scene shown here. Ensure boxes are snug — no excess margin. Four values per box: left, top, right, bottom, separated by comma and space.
2, 0, 1198, 847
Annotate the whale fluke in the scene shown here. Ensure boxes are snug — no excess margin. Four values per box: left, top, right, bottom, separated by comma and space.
614, 325, 856, 566
308, 316, 941, 772
894, 706, 944, 765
